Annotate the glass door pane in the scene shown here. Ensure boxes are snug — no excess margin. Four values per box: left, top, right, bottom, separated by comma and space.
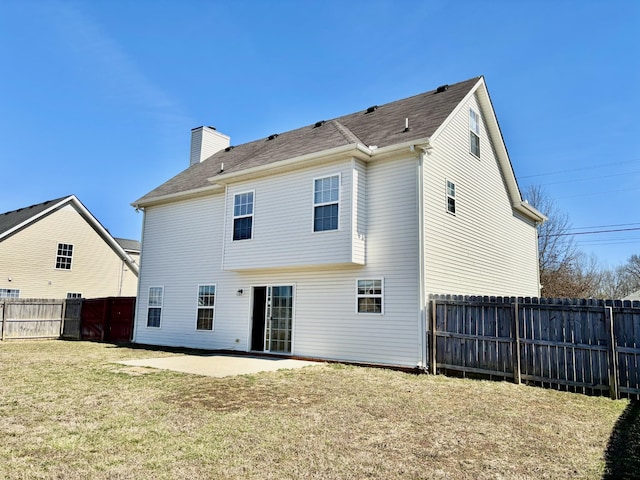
265, 285, 293, 353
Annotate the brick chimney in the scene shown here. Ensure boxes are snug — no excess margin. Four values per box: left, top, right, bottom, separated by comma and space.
190, 126, 230, 166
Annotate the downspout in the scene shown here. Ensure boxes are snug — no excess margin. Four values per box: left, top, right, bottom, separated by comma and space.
413, 144, 429, 371
131, 207, 146, 343
118, 259, 124, 296
221, 185, 229, 271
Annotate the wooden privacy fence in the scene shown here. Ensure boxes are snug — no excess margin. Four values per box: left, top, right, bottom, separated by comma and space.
1, 297, 133, 342
428, 295, 640, 399
0, 298, 79, 340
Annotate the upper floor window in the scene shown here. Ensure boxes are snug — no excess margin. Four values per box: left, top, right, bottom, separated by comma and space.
469, 108, 480, 157
0, 288, 20, 298
196, 285, 216, 331
56, 243, 73, 270
313, 174, 339, 232
446, 180, 456, 215
233, 191, 254, 241
147, 286, 164, 328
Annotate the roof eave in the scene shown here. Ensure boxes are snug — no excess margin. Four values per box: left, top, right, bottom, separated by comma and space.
207, 143, 374, 185
514, 201, 547, 224
132, 184, 225, 208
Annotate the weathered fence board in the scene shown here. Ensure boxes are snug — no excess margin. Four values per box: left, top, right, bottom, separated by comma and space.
61, 299, 82, 339
1, 299, 65, 340
429, 295, 640, 399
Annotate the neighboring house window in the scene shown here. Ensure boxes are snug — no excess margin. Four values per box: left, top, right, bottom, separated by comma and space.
313, 174, 339, 232
469, 108, 480, 157
66, 292, 82, 299
357, 279, 383, 314
0, 289, 20, 298
56, 243, 73, 270
233, 191, 254, 241
196, 285, 216, 331
446, 180, 456, 215
147, 286, 163, 328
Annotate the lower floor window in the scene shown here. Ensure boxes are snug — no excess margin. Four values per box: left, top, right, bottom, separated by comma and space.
357, 279, 383, 314
196, 285, 216, 330
66, 292, 82, 298
0, 288, 20, 298
147, 286, 163, 327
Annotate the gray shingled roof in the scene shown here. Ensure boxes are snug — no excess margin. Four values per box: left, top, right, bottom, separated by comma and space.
135, 77, 481, 205
114, 237, 141, 252
0, 196, 71, 237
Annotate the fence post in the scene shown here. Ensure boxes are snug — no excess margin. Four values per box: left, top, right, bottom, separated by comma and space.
605, 306, 619, 400
59, 300, 67, 337
512, 300, 521, 384
429, 298, 437, 375
0, 300, 5, 341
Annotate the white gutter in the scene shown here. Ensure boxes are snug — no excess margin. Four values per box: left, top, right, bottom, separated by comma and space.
514, 200, 547, 224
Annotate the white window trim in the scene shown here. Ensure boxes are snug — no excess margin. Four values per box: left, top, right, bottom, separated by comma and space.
312, 173, 341, 233
469, 108, 480, 158
66, 292, 82, 299
195, 284, 216, 332
147, 286, 164, 328
55, 242, 74, 271
356, 278, 384, 315
232, 190, 255, 241
446, 179, 456, 216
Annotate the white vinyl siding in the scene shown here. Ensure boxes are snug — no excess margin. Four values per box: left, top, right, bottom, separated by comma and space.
222, 160, 365, 271
424, 93, 540, 297
134, 156, 421, 367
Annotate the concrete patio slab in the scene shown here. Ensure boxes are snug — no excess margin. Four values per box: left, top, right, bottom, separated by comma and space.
118, 354, 321, 378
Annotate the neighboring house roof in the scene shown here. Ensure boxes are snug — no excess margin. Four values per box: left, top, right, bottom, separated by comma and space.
0, 196, 70, 237
624, 290, 640, 301
115, 237, 141, 254
133, 76, 545, 223
0, 195, 139, 275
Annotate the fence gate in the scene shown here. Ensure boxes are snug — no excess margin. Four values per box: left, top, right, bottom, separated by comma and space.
81, 297, 135, 342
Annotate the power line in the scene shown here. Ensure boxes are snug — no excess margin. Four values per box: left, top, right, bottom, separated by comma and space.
547, 226, 640, 237
569, 222, 640, 231
519, 158, 640, 179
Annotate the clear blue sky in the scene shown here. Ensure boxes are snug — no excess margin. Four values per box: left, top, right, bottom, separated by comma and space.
1, 1, 638, 267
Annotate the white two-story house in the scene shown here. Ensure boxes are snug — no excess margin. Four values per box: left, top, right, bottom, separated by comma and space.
131, 76, 545, 368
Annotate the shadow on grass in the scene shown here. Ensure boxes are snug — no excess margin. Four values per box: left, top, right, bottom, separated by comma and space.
604, 400, 640, 479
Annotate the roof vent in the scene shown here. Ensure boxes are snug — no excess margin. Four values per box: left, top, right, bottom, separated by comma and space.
224, 146, 235, 152
366, 105, 378, 114
436, 85, 449, 93
314, 120, 325, 128
267, 133, 279, 140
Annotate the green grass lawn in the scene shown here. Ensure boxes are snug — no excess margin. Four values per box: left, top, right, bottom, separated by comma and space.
0, 340, 633, 479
